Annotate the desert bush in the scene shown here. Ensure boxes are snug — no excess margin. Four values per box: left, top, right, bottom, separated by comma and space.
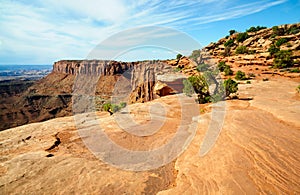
229, 29, 236, 35
176, 53, 183, 60
236, 32, 249, 42
289, 68, 300, 73
297, 85, 300, 93
272, 26, 285, 36
288, 26, 300, 34
103, 103, 112, 112
111, 104, 120, 113
235, 46, 248, 54
189, 50, 201, 60
218, 61, 227, 72
224, 39, 234, 47
246, 26, 267, 32
224, 65, 233, 76
196, 63, 210, 72
273, 50, 294, 68
246, 80, 251, 84
174, 67, 182, 72
120, 102, 127, 108
263, 78, 269, 81
268, 44, 280, 56
235, 70, 247, 80
103, 102, 126, 114
275, 38, 288, 47
224, 78, 238, 97
183, 75, 210, 104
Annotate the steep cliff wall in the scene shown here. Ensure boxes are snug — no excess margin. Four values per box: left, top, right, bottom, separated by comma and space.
0, 59, 180, 130
53, 60, 136, 76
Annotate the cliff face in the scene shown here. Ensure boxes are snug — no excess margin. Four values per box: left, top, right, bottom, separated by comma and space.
53, 60, 135, 76
0, 59, 182, 130
52, 60, 172, 103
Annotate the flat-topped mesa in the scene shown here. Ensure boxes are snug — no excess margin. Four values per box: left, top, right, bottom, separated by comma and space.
52, 59, 178, 104
53, 60, 136, 76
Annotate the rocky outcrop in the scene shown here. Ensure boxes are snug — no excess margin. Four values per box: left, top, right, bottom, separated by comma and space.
0, 59, 184, 130
53, 60, 136, 76
204, 23, 300, 68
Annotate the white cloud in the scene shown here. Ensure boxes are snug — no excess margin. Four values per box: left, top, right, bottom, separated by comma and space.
0, 0, 287, 63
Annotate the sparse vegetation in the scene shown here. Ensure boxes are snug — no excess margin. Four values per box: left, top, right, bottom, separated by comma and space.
246, 26, 267, 32
229, 29, 236, 35
217, 61, 226, 72
263, 78, 269, 81
246, 80, 251, 84
290, 68, 299, 73
288, 26, 300, 34
297, 85, 300, 93
235, 46, 248, 54
224, 65, 233, 76
235, 70, 247, 80
174, 67, 182, 72
272, 26, 285, 36
268, 44, 280, 56
196, 63, 210, 72
236, 32, 249, 42
224, 78, 238, 97
273, 50, 294, 68
275, 38, 288, 47
176, 53, 183, 60
103, 102, 127, 114
224, 39, 234, 47
183, 75, 210, 104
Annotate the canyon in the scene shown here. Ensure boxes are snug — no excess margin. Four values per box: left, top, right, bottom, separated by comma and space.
0, 23, 300, 194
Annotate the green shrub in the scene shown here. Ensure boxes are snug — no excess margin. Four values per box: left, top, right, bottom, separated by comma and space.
229, 30, 236, 35
246, 80, 251, 84
224, 65, 233, 76
236, 32, 249, 42
275, 38, 288, 47
235, 70, 247, 80
111, 104, 120, 113
103, 103, 112, 112
289, 68, 300, 73
288, 26, 300, 34
183, 75, 210, 104
176, 54, 183, 60
174, 67, 182, 72
273, 50, 294, 68
120, 102, 127, 108
189, 50, 201, 60
103, 102, 125, 114
263, 78, 269, 81
272, 26, 285, 36
196, 63, 210, 72
246, 26, 267, 32
224, 39, 234, 47
218, 61, 227, 72
297, 85, 300, 93
235, 46, 248, 54
224, 78, 238, 97
268, 44, 280, 56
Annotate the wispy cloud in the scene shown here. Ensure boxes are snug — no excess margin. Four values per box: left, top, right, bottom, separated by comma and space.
0, 0, 287, 63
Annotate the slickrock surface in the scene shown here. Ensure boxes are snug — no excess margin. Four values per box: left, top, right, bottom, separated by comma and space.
0, 77, 299, 194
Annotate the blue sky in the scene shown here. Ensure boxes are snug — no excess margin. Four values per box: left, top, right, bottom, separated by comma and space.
0, 0, 299, 64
